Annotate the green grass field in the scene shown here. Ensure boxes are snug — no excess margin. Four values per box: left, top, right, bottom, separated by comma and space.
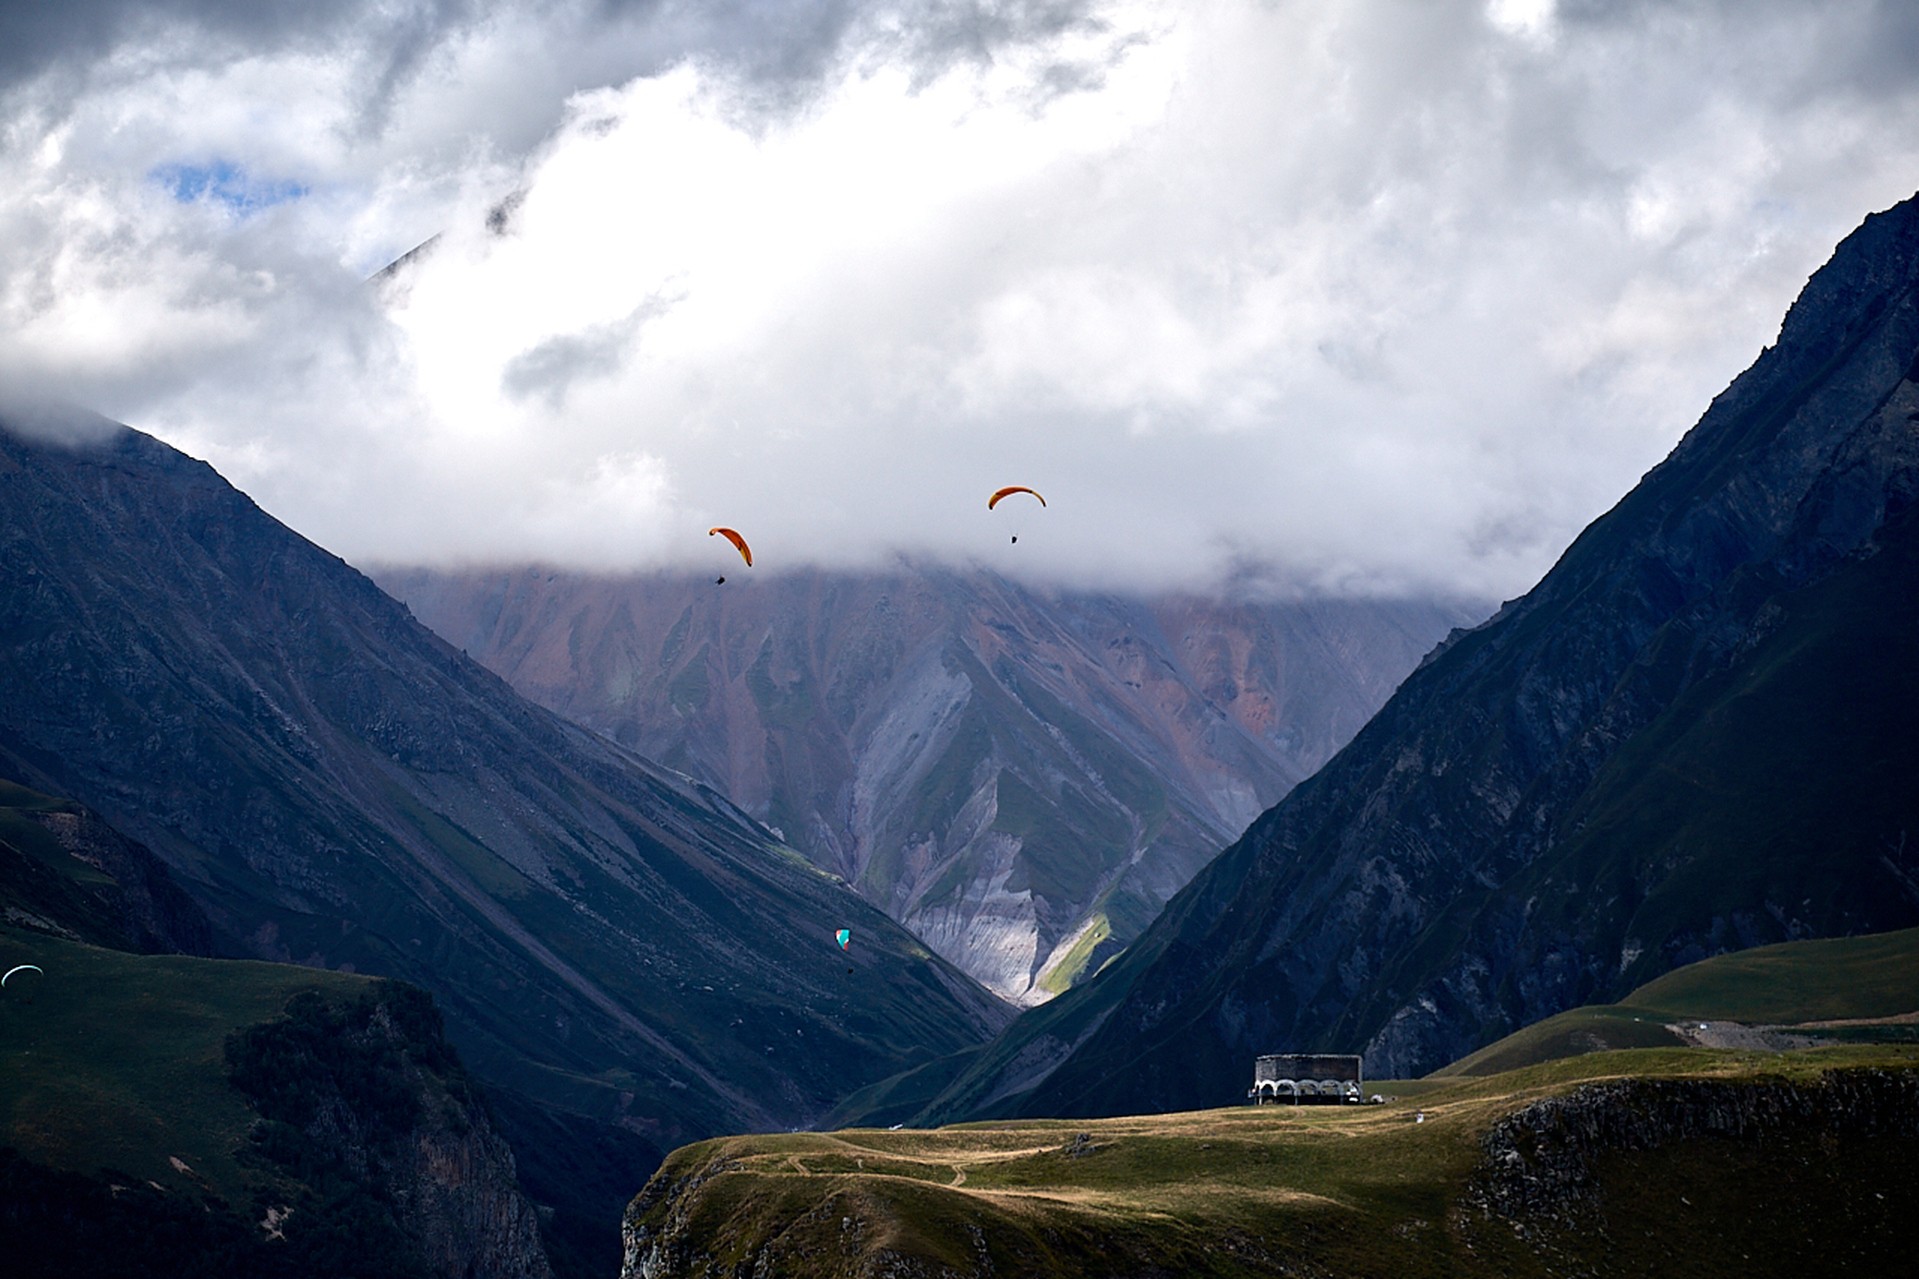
0, 926, 373, 1201
1618, 926, 1919, 1022
1434, 925, 1919, 1078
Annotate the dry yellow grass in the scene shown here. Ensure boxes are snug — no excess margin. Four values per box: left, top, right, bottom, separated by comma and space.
628, 1045, 1919, 1279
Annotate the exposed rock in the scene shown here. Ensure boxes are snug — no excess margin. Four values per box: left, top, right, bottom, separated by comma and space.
1462, 1067, 1919, 1276
0, 779, 217, 955
620, 1156, 742, 1279
227, 983, 554, 1278
0, 979, 554, 1279
378, 563, 1477, 1003
1466, 1068, 1919, 1227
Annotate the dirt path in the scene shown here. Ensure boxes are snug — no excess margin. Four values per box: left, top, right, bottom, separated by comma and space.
1666, 1020, 1820, 1051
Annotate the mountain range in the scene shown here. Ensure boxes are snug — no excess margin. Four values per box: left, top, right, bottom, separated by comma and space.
376, 565, 1474, 1004
0, 413, 1009, 1273
896, 189, 1919, 1125
8, 179, 1919, 1279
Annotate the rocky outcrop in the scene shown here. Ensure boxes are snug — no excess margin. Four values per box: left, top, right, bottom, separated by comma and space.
918, 190, 1919, 1123
0, 775, 217, 955
227, 983, 553, 1279
0, 977, 554, 1279
1467, 1068, 1919, 1231
619, 1156, 743, 1279
1461, 1067, 1919, 1277
379, 564, 1476, 1003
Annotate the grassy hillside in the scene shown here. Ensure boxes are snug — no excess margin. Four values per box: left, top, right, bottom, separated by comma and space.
1619, 926, 1919, 1022
645, 931, 1919, 1276
1433, 926, 1919, 1078
0, 926, 372, 1200
627, 1044, 1919, 1278
0, 926, 552, 1277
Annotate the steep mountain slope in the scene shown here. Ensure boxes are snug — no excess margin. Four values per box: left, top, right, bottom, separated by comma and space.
2, 776, 216, 956
377, 565, 1473, 1003
0, 416, 1010, 1272
914, 190, 1919, 1121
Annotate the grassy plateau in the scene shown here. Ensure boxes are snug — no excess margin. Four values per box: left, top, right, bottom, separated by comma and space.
629, 1045, 1919, 1278
628, 927, 1919, 1277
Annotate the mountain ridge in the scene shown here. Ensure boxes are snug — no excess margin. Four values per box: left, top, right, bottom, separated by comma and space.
0, 414, 1010, 1274
376, 562, 1478, 1003
904, 188, 1919, 1124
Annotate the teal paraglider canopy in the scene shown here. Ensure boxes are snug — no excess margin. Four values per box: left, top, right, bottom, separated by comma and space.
834, 929, 851, 950
2, 964, 43, 988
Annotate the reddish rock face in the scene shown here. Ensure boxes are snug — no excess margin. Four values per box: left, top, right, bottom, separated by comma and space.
379, 563, 1476, 1003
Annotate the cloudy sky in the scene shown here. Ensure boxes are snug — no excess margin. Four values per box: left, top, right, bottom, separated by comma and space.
3, 0, 1917, 598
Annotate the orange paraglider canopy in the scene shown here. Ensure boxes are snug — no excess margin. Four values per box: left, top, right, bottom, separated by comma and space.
987, 485, 1045, 509
709, 527, 753, 567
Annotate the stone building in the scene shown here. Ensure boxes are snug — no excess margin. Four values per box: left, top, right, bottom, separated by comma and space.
1249, 1053, 1363, 1104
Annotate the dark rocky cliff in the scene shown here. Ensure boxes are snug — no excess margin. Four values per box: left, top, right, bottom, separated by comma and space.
224, 983, 553, 1279
1468, 1068, 1919, 1225
919, 190, 1919, 1121
1, 776, 217, 955
0, 976, 552, 1279
1461, 1068, 1919, 1274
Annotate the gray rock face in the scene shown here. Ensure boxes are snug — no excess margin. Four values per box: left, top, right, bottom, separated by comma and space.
1462, 1067, 1919, 1274
1467, 1069, 1919, 1228
230, 985, 556, 1279
377, 564, 1477, 1003
920, 191, 1919, 1122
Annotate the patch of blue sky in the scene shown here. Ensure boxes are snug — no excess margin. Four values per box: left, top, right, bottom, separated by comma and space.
154, 160, 308, 215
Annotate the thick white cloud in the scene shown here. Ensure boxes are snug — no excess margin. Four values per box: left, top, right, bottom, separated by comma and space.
3, 0, 1918, 598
